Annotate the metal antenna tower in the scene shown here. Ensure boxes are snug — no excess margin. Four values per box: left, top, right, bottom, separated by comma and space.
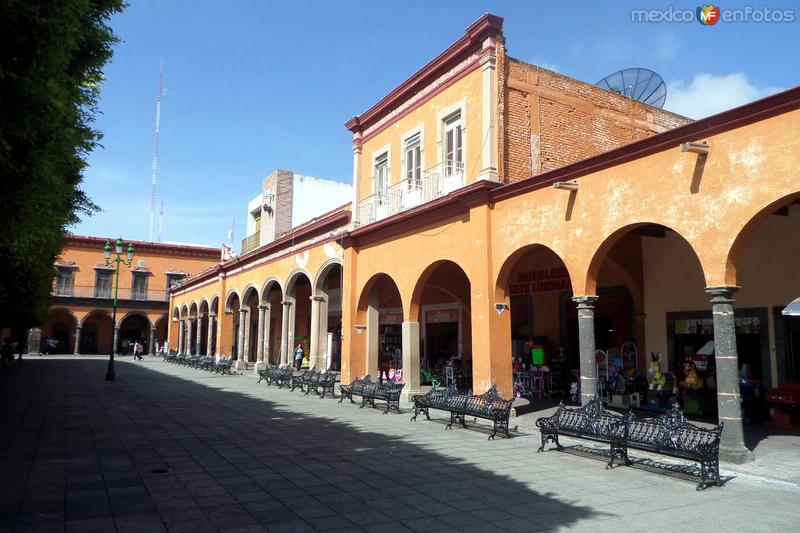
148, 59, 164, 242
158, 200, 164, 243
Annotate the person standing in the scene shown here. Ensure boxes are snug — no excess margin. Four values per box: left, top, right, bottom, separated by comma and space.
293, 343, 304, 371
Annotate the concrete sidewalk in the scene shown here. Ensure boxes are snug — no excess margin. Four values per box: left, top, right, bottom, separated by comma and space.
1, 357, 798, 532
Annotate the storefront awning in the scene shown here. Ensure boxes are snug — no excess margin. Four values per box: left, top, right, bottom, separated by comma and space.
782, 297, 800, 317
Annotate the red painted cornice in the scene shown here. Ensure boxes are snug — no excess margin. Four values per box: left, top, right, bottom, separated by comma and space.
345, 13, 503, 134
66, 234, 221, 258
491, 85, 800, 202
174, 205, 352, 293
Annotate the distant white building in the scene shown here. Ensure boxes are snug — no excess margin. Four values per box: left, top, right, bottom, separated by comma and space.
242, 169, 352, 254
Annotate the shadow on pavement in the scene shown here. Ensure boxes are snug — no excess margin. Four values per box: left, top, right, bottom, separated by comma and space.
0, 359, 608, 532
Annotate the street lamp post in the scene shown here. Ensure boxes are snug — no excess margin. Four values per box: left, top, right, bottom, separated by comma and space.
104, 237, 134, 381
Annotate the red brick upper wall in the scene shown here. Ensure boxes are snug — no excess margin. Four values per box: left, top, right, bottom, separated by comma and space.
502, 58, 691, 183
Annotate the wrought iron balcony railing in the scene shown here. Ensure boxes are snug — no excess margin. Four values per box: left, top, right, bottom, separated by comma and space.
357, 160, 465, 227
241, 230, 261, 254
52, 285, 170, 302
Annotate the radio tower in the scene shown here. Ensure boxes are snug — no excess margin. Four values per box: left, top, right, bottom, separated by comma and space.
158, 200, 164, 243
148, 59, 164, 242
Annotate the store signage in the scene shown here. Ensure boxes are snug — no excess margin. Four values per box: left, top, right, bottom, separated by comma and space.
379, 312, 403, 325
426, 308, 459, 324
509, 267, 571, 295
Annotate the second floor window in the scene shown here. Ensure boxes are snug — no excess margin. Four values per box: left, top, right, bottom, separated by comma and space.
405, 134, 421, 189
374, 153, 388, 199
55, 267, 74, 296
166, 273, 185, 299
132, 272, 148, 300
95, 270, 112, 298
444, 111, 463, 175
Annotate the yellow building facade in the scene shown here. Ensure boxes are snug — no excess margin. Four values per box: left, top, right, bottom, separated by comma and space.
170, 14, 800, 464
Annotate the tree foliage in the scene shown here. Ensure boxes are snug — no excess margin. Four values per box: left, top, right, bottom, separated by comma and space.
0, 0, 124, 330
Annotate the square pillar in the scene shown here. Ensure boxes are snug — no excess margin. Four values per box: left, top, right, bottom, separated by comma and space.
255, 305, 268, 372
280, 301, 292, 366
400, 321, 421, 403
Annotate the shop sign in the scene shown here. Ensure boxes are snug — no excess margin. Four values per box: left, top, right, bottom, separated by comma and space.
426, 308, 459, 324
674, 316, 761, 334
510, 267, 571, 295
379, 312, 403, 325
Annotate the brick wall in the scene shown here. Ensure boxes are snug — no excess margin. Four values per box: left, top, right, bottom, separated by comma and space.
502, 58, 691, 184
260, 169, 294, 245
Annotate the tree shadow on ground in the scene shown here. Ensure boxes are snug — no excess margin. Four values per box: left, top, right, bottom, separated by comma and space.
0, 360, 609, 532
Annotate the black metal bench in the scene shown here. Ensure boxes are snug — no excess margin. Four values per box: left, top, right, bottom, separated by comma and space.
200, 355, 216, 371
339, 375, 371, 404
620, 407, 723, 490
215, 357, 233, 374
258, 364, 293, 387
361, 380, 405, 414
291, 369, 315, 391
536, 399, 723, 489
411, 385, 514, 439
315, 370, 339, 399
535, 397, 626, 467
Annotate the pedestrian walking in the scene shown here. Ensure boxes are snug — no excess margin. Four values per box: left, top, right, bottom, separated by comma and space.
294, 343, 304, 371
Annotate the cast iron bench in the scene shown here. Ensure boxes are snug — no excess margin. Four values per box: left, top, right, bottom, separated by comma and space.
339, 375, 371, 404
258, 364, 293, 387
200, 355, 216, 371
620, 407, 723, 490
410, 385, 514, 439
535, 397, 626, 467
291, 369, 314, 391
536, 398, 723, 489
315, 370, 339, 399
214, 357, 233, 374
362, 380, 405, 414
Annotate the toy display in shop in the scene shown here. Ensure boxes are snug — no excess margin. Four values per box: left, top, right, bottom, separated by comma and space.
679, 340, 717, 416
766, 382, 800, 429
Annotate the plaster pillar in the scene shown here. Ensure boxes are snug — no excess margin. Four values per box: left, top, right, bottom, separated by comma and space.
195, 317, 202, 355
207, 314, 216, 357
177, 321, 184, 355
74, 325, 82, 355
706, 286, 754, 464
478, 51, 498, 182
400, 321, 421, 403
309, 296, 324, 370
279, 301, 292, 366
184, 320, 191, 354
27, 327, 42, 355
255, 305, 268, 372
149, 327, 156, 355
238, 309, 249, 370
573, 295, 599, 405
351, 140, 362, 226
113, 325, 120, 356
366, 292, 379, 378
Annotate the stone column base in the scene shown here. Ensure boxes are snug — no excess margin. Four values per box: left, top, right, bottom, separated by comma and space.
254, 361, 267, 374
400, 388, 422, 404
235, 360, 248, 371
720, 445, 755, 465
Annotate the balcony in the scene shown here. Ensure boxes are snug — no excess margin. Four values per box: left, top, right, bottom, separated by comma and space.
52, 285, 170, 303
241, 230, 260, 255
357, 160, 465, 227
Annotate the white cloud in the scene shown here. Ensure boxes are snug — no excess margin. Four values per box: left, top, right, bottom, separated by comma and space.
666, 72, 783, 119
655, 32, 680, 61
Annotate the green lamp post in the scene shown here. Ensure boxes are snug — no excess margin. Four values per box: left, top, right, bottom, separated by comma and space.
104, 237, 134, 381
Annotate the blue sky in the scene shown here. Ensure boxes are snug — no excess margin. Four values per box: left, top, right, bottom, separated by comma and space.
74, 0, 799, 248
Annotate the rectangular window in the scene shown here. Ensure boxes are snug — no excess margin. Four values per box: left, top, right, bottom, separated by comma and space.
166, 273, 185, 300
132, 272, 148, 300
95, 270, 112, 298
374, 152, 388, 199
405, 134, 421, 189
55, 268, 74, 296
444, 111, 463, 175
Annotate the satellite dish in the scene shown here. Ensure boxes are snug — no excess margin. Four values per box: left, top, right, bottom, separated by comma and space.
596, 68, 666, 108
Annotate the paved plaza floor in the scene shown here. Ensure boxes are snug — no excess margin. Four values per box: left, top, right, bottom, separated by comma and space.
1, 357, 799, 533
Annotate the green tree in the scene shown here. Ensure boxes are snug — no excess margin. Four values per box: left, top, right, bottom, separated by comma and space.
0, 0, 124, 332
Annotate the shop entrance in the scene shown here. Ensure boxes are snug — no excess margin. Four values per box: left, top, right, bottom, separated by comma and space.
424, 321, 458, 370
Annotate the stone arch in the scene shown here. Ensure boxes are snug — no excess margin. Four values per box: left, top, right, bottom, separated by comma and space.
118, 312, 152, 354
313, 258, 344, 298
585, 222, 707, 296
118, 311, 153, 329
80, 309, 113, 327
189, 301, 199, 319
241, 284, 260, 303
78, 310, 114, 354
209, 295, 220, 316
172, 306, 180, 321
180, 304, 189, 320
725, 191, 800, 286
224, 289, 241, 313
409, 260, 473, 321
260, 278, 283, 304
43, 307, 79, 354
354, 272, 404, 379
494, 243, 576, 302
285, 268, 313, 298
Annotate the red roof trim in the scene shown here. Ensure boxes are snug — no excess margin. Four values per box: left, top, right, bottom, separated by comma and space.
66, 234, 221, 258
345, 13, 503, 134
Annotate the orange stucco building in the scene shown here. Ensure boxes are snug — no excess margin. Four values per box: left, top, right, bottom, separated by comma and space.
170, 15, 800, 464
31, 235, 220, 356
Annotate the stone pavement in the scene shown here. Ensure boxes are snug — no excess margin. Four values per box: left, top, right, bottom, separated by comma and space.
1, 357, 798, 533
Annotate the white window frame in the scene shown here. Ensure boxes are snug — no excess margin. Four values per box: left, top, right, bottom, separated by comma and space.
436, 98, 468, 170
371, 143, 391, 201
401, 125, 424, 191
